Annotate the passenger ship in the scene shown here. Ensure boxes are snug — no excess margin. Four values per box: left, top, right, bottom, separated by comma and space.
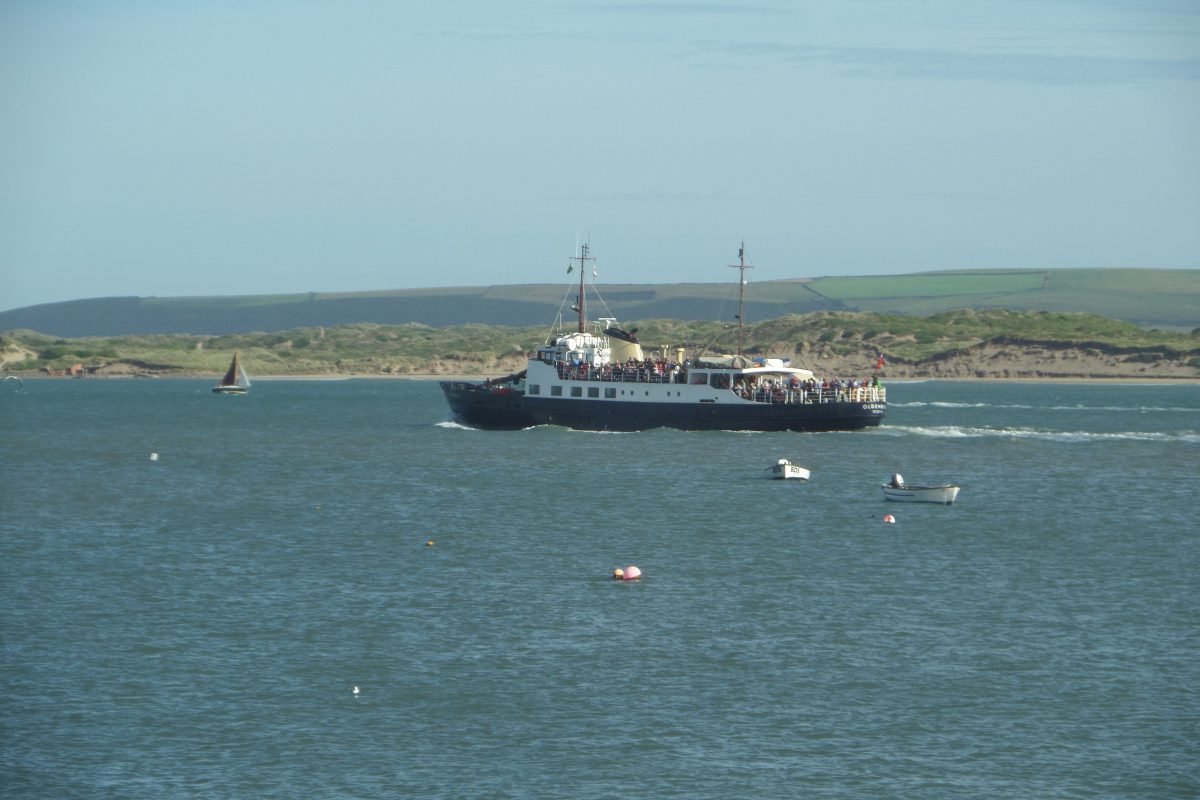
440, 244, 886, 432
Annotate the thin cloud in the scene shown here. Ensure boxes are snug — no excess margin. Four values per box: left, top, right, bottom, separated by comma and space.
706, 40, 1200, 86
575, 2, 788, 16
577, 189, 727, 204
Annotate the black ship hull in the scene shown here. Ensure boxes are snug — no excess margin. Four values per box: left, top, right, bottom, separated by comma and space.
440, 381, 884, 432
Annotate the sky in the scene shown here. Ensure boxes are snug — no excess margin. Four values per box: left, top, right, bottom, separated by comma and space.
2, 0, 1198, 311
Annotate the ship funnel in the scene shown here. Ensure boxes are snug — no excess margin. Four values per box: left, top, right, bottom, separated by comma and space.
610, 338, 643, 362
604, 326, 644, 363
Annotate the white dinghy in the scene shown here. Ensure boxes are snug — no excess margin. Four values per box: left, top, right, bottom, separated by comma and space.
768, 458, 811, 480
881, 473, 960, 504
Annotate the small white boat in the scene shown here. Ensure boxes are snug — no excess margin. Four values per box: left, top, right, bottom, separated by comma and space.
881, 473, 960, 504
768, 458, 810, 480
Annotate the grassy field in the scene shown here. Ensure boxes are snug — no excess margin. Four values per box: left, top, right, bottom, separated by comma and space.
808, 271, 1048, 300
807, 269, 1198, 327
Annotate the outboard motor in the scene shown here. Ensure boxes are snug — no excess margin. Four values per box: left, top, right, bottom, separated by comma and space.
890, 473, 904, 488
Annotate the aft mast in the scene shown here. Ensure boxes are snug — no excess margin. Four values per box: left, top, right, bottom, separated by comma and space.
728, 241, 753, 355
570, 242, 595, 333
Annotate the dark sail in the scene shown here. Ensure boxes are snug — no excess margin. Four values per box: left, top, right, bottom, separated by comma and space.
220, 353, 240, 386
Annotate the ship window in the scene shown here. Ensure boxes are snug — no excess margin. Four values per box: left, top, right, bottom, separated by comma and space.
690, 372, 708, 385
551, 385, 563, 397
571, 386, 583, 397
604, 388, 616, 399
587, 387, 599, 398
710, 373, 731, 389
529, 384, 540, 395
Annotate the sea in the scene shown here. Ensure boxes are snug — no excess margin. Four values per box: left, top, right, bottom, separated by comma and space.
2, 378, 1197, 799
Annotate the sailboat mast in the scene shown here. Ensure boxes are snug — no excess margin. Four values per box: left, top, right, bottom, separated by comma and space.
728, 241, 753, 355
571, 242, 594, 333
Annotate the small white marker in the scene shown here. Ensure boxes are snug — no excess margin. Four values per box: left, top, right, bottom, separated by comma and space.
150, 452, 159, 461
352, 685, 360, 695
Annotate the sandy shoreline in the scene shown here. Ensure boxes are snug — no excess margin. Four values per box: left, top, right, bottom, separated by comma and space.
7, 371, 1195, 384
7, 340, 1197, 384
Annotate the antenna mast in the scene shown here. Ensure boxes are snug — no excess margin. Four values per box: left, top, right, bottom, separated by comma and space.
570, 242, 594, 333
728, 241, 753, 355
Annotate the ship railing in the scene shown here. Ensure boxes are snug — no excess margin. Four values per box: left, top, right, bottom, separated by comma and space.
551, 361, 886, 402
733, 385, 888, 405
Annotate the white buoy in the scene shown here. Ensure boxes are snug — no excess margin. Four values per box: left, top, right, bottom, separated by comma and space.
883, 514, 896, 524
352, 685, 360, 695
621, 565, 642, 581
149, 452, 159, 461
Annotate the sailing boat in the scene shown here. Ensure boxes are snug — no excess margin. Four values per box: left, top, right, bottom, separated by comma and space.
213, 351, 251, 394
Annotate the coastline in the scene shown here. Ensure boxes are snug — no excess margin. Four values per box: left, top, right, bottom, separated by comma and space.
6, 371, 1196, 384
352, 373, 1200, 384
6, 341, 1197, 384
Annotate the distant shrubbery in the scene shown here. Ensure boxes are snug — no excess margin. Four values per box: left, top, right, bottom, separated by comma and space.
2, 311, 1197, 376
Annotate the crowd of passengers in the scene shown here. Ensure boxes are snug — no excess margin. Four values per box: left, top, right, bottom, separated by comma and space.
733, 375, 882, 403
556, 357, 680, 383
554, 358, 883, 402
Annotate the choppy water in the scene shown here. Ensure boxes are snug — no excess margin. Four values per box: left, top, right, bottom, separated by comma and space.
2, 379, 1197, 799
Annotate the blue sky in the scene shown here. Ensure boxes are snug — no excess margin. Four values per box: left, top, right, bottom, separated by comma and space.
2, 0, 1198, 311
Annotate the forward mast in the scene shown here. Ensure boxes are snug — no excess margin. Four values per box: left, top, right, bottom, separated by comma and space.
570, 243, 595, 334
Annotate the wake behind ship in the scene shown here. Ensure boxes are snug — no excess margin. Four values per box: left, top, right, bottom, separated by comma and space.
440, 243, 886, 432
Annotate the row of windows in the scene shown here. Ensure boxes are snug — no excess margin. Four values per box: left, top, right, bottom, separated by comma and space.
523, 381, 885, 407
528, 384, 684, 399
688, 372, 731, 388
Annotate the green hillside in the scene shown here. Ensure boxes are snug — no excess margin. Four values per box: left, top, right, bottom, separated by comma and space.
1, 268, 1196, 338
806, 269, 1199, 326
